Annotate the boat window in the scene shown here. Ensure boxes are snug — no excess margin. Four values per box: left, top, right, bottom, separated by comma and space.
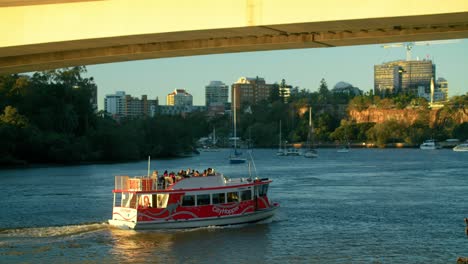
197, 194, 210, 206
156, 194, 169, 208
115, 193, 122, 207
121, 193, 137, 208
259, 184, 269, 197
182, 195, 195, 206
212, 193, 225, 204
227, 191, 239, 203
240, 190, 252, 201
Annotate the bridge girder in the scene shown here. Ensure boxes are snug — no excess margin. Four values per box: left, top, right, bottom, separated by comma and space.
1, 1, 467, 74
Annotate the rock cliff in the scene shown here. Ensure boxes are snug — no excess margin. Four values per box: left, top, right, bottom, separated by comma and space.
349, 107, 468, 125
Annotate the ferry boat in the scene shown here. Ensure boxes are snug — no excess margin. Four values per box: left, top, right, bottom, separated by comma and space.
108, 171, 279, 230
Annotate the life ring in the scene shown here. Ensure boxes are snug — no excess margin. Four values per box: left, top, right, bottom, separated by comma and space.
143, 196, 150, 207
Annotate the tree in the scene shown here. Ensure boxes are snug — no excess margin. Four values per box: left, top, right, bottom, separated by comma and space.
318, 78, 330, 105
269, 83, 280, 103
366, 120, 407, 147
0, 106, 28, 127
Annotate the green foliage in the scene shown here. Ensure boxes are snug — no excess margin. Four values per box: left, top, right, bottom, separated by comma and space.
0, 106, 28, 127
1, 69, 465, 165
453, 122, 468, 141
366, 120, 407, 148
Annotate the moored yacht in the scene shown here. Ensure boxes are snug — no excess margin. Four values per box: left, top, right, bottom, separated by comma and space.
420, 139, 441, 150
453, 141, 468, 152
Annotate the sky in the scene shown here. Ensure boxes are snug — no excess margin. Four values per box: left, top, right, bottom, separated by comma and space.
85, 38, 468, 110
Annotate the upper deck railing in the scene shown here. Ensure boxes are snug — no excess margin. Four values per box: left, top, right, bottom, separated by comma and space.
115, 176, 159, 192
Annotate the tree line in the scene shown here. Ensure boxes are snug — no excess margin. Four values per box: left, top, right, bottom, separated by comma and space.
1, 68, 466, 165
0, 67, 210, 165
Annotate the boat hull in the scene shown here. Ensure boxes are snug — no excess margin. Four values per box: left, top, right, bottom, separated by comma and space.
109, 205, 279, 230
453, 146, 468, 152
229, 157, 246, 164
304, 150, 318, 158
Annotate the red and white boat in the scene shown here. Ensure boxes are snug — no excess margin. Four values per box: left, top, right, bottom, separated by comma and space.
108, 172, 279, 230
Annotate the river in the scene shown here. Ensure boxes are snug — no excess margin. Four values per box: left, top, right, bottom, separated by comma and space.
0, 148, 467, 263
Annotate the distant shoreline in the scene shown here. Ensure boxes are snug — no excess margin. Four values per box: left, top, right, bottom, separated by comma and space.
0, 144, 459, 169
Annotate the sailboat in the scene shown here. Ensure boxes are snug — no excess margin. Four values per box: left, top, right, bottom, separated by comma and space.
229, 87, 246, 164
276, 120, 286, 156
337, 134, 351, 153
336, 141, 350, 153
304, 107, 318, 158
200, 127, 220, 152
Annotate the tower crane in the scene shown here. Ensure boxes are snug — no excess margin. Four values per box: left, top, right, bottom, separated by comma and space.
382, 39, 460, 61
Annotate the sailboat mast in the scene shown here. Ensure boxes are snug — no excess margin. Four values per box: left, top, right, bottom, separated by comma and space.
279, 120, 282, 151
309, 107, 312, 149
233, 87, 237, 150
309, 107, 312, 127
213, 127, 216, 145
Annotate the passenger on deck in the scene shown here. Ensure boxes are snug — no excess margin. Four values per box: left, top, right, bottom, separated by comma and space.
158, 173, 165, 188
151, 170, 158, 179
151, 170, 158, 189
207, 168, 214, 176
170, 172, 176, 183
164, 171, 173, 185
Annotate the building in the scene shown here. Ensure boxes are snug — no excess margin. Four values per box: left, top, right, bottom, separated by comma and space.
332, 82, 363, 95
278, 79, 292, 103
231, 77, 274, 110
124, 95, 159, 117
205, 81, 228, 107
104, 91, 126, 116
374, 60, 435, 96
104, 91, 159, 118
437, 77, 449, 101
158, 105, 206, 116
167, 89, 193, 106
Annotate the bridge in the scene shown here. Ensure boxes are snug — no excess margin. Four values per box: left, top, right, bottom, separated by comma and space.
1, 0, 467, 74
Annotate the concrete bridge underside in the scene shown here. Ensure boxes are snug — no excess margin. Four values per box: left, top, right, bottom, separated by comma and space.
1, 0, 468, 74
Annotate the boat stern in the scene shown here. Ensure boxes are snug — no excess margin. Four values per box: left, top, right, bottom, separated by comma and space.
109, 207, 138, 230
108, 219, 137, 230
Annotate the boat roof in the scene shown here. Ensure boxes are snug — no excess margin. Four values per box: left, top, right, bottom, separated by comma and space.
170, 174, 254, 190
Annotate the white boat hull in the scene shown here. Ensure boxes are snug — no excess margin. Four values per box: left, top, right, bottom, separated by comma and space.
453, 144, 468, 152
109, 205, 279, 230
304, 151, 318, 158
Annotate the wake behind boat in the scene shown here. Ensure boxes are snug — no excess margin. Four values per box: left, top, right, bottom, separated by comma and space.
109, 169, 279, 230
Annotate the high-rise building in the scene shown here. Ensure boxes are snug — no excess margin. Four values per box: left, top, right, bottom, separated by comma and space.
166, 89, 193, 106
374, 60, 435, 96
231, 77, 274, 110
205, 81, 228, 107
124, 95, 159, 117
105, 91, 158, 118
437, 77, 449, 101
104, 91, 126, 116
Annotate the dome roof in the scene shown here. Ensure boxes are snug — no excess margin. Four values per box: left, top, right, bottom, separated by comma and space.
334, 81, 353, 89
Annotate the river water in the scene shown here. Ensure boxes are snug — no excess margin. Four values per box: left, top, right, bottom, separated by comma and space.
0, 148, 467, 263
